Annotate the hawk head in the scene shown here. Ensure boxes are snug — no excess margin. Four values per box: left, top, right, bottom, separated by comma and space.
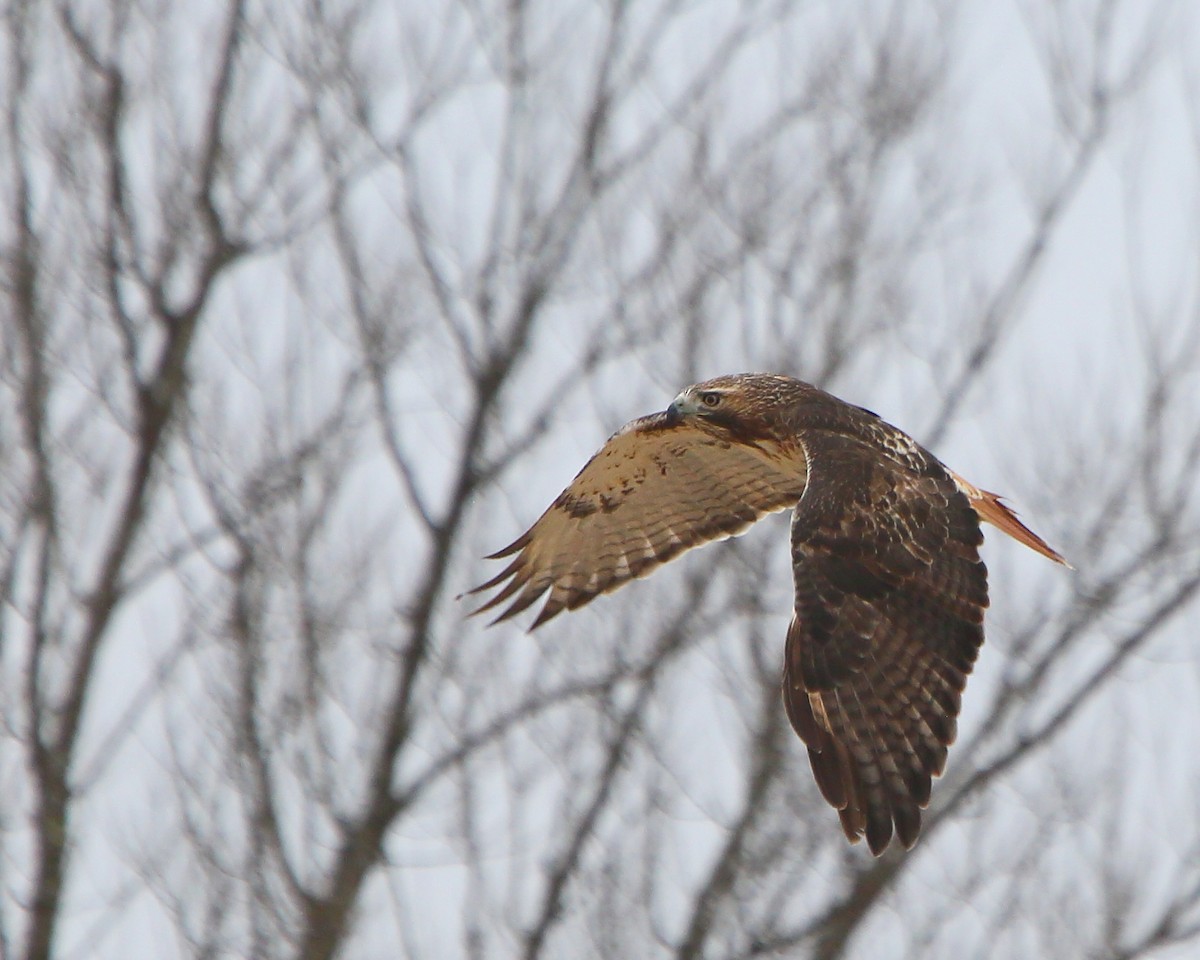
666, 373, 805, 441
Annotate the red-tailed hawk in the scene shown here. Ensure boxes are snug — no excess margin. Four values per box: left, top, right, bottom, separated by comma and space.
471, 374, 1067, 854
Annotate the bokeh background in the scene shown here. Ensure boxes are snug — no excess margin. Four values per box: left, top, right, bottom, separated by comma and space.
2, 1, 1199, 958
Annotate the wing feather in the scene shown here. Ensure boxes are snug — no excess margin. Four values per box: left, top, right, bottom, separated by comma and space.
782, 426, 988, 855
472, 412, 808, 627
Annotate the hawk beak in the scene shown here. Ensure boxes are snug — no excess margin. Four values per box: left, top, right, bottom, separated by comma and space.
665, 400, 683, 423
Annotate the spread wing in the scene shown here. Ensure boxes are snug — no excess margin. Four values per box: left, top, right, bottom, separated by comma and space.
781, 426, 988, 855
471, 412, 808, 628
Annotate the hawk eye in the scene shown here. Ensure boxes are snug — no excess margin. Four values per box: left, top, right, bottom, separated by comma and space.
700, 391, 722, 408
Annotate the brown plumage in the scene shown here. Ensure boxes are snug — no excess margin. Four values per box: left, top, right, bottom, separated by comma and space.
471, 374, 1068, 854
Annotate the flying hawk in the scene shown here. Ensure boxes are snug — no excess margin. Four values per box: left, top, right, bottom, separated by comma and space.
471, 374, 1067, 854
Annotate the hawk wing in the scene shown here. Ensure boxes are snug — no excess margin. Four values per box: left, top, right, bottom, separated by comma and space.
782, 425, 988, 855
471, 412, 808, 628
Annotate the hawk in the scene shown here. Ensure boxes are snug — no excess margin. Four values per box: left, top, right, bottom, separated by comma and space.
471, 374, 1067, 854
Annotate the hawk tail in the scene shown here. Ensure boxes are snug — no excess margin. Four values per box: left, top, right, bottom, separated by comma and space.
950, 472, 1070, 567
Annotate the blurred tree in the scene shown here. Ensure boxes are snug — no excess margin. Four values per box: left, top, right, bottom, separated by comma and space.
1, 1, 1198, 959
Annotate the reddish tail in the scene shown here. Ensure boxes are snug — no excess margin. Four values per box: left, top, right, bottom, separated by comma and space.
950, 472, 1070, 567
